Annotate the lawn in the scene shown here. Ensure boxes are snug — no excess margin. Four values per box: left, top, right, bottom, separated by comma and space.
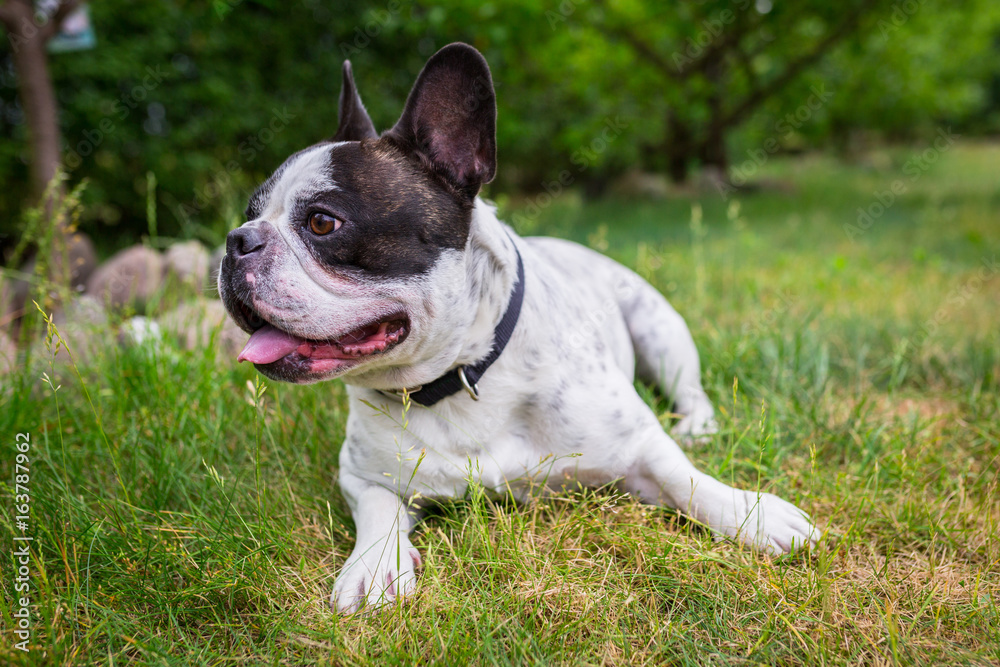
1, 142, 998, 665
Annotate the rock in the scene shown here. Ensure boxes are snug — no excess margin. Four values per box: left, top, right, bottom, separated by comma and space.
65, 232, 98, 293
46, 295, 110, 366
158, 298, 246, 359
610, 169, 670, 199
32, 295, 110, 368
208, 244, 226, 296
119, 316, 163, 347
86, 245, 164, 310
52, 294, 107, 329
0, 277, 14, 330
0, 329, 16, 376
1, 232, 95, 326
164, 240, 211, 289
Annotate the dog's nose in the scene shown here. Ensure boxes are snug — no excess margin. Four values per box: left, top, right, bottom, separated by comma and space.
227, 227, 265, 258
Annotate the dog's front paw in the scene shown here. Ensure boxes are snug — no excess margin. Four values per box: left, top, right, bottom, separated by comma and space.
713, 490, 817, 555
331, 536, 421, 614
673, 407, 718, 446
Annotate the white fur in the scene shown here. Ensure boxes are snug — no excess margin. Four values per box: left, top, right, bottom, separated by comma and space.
234, 154, 817, 612
235, 144, 489, 389
324, 200, 817, 613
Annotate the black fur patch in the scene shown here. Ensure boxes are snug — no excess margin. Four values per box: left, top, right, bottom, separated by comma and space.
291, 140, 471, 278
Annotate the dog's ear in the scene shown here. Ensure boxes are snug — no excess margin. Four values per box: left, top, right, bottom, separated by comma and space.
333, 61, 378, 142
384, 43, 497, 200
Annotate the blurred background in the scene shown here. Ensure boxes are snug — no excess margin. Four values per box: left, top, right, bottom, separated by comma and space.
1, 0, 998, 255
1, 6, 999, 660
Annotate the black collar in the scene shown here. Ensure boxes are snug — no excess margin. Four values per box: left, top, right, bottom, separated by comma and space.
389, 241, 525, 407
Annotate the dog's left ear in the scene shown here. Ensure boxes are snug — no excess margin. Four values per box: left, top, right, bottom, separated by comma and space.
333, 61, 378, 142
384, 43, 497, 200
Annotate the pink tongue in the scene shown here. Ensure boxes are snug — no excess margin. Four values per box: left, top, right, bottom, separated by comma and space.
237, 325, 304, 364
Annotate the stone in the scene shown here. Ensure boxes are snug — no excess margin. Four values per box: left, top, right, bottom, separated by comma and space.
86, 245, 164, 310
34, 295, 109, 368
65, 232, 98, 293
0, 329, 16, 376
119, 316, 163, 347
1, 232, 96, 326
158, 298, 246, 359
52, 294, 107, 329
164, 240, 211, 289
610, 169, 670, 199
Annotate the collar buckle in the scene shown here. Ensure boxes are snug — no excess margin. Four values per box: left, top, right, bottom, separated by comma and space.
457, 366, 480, 401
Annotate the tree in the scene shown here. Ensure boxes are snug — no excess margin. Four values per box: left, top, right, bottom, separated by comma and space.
377, 0, 905, 187
0, 0, 79, 204
1, 0, 998, 248
579, 0, 896, 182
0, 0, 89, 318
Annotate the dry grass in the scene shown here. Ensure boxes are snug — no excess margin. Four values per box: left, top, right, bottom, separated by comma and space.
1, 144, 998, 664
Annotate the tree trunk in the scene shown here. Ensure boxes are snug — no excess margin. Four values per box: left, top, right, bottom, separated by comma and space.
666, 148, 689, 184
1, 0, 63, 205
698, 61, 729, 177
1, 0, 92, 319
664, 110, 690, 183
698, 125, 728, 174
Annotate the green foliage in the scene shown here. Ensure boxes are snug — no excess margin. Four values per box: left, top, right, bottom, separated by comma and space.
1, 144, 998, 664
0, 0, 998, 252
787, 0, 1000, 147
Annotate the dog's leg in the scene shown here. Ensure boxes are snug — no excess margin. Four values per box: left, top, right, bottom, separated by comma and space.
330, 472, 421, 614
616, 270, 717, 442
621, 412, 816, 554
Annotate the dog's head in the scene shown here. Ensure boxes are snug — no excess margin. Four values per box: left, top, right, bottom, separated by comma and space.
219, 43, 497, 386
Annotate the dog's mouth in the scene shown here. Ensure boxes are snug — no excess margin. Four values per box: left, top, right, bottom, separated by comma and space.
235, 301, 410, 367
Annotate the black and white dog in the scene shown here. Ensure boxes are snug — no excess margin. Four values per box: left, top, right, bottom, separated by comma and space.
219, 43, 816, 614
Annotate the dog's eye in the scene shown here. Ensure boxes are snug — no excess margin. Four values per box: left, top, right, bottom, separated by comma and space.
309, 212, 341, 235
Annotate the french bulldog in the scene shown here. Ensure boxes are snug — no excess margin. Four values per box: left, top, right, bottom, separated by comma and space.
219, 43, 817, 614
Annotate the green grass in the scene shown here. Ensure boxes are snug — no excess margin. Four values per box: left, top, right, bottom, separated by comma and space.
2, 142, 999, 665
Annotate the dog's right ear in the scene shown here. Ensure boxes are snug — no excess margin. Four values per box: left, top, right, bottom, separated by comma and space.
384, 43, 497, 201
333, 61, 378, 142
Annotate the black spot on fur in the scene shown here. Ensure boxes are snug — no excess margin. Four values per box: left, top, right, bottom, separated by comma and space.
292, 141, 471, 278
382, 43, 496, 202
